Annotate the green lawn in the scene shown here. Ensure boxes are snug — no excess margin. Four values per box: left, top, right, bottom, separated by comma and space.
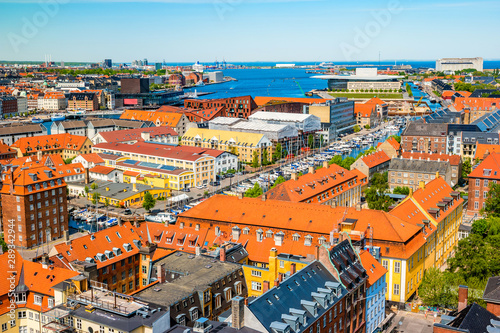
328, 92, 403, 99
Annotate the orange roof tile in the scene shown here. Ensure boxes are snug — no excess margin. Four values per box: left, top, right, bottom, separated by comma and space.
89, 165, 116, 175
453, 97, 500, 112
469, 152, 500, 180
401, 151, 461, 166
359, 250, 387, 287
11, 133, 90, 155
360, 151, 391, 169
77, 153, 105, 164
474, 144, 500, 161
120, 109, 184, 127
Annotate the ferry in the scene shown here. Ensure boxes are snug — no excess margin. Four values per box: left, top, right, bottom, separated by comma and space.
319, 62, 335, 68
31, 117, 44, 124
68, 109, 86, 115
51, 113, 66, 121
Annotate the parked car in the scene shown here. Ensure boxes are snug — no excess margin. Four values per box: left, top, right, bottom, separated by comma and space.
196, 184, 207, 189
181, 187, 190, 192
210, 181, 220, 186
124, 208, 132, 215
226, 173, 234, 178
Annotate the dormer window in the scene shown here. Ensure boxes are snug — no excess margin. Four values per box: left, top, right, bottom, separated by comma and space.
256, 229, 263, 242
266, 230, 274, 238
243, 227, 250, 235
304, 235, 313, 246
15, 293, 26, 304
292, 233, 300, 241
123, 243, 132, 252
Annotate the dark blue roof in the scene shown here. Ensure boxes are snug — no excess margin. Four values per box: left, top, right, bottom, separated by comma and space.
247, 261, 347, 332
447, 303, 499, 333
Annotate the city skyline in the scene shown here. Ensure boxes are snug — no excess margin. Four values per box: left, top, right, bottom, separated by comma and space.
1, 0, 499, 62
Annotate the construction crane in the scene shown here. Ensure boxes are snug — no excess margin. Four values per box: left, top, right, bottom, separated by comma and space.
294, 80, 306, 97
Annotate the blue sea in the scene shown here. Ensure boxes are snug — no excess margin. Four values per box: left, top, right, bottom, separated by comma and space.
184, 60, 500, 100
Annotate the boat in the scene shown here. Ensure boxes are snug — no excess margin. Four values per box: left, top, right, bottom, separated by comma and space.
68, 109, 86, 115
319, 62, 334, 68
51, 113, 66, 121
145, 212, 176, 224
31, 117, 44, 124
195, 80, 205, 87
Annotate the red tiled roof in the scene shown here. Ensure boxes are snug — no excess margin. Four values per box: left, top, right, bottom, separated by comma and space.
120, 109, 184, 127
11, 133, 90, 155
453, 97, 500, 112
89, 165, 116, 175
401, 151, 461, 166
97, 126, 178, 144
469, 152, 500, 180
474, 144, 500, 161
77, 153, 105, 164
360, 151, 391, 169
359, 250, 387, 287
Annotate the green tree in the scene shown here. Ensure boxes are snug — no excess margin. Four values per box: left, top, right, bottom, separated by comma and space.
272, 143, 282, 162
364, 124, 371, 130
262, 149, 270, 166
64, 156, 76, 164
91, 192, 101, 205
393, 186, 410, 195
481, 183, 500, 217
340, 156, 355, 169
329, 155, 343, 166
472, 218, 489, 236
308, 134, 314, 149
364, 172, 393, 211
419, 268, 456, 307
462, 158, 472, 179
271, 176, 286, 189
244, 182, 263, 198
91, 182, 98, 190
84, 185, 89, 196
0, 234, 8, 253
353, 125, 361, 133
251, 151, 260, 168
104, 198, 110, 207
142, 191, 156, 212
388, 135, 401, 143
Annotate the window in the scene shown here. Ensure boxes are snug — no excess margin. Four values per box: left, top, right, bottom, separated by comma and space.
34, 295, 42, 305
100, 326, 105, 333
251, 270, 262, 277
251, 281, 262, 291
15, 293, 26, 303
18, 311, 26, 319
382, 260, 388, 270
142, 266, 147, 274
475, 179, 480, 186
393, 284, 400, 295
215, 294, 222, 309
76, 319, 81, 330
1, 323, 7, 331
48, 298, 54, 308
394, 262, 400, 273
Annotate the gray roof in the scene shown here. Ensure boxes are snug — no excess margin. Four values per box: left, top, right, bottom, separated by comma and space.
135, 252, 242, 307
402, 122, 448, 137
165, 322, 260, 333
483, 276, 500, 302
0, 124, 45, 135
247, 261, 346, 332
58, 120, 88, 129
389, 158, 450, 174
444, 303, 499, 333
72, 180, 164, 201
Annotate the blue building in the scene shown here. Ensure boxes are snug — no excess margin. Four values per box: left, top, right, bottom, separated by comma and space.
360, 249, 387, 333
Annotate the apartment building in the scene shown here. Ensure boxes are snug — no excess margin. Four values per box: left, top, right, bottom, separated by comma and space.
0, 124, 47, 146
388, 158, 452, 190
266, 161, 367, 207
182, 127, 272, 165
461, 132, 500, 159
377, 137, 401, 158
401, 123, 448, 153
474, 144, 500, 163
401, 151, 462, 186
93, 142, 217, 187
37, 91, 67, 111
0, 140, 17, 160
11, 133, 93, 159
0, 163, 68, 248
67, 92, 99, 111
184, 95, 257, 119
467, 152, 500, 216
92, 126, 178, 145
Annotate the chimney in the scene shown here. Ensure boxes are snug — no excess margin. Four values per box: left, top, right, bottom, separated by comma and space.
237, 192, 243, 199
37, 150, 42, 161
409, 187, 413, 197
263, 281, 270, 293
323, 161, 329, 169
291, 172, 298, 181
419, 180, 425, 189
118, 217, 123, 226
133, 216, 140, 228
436, 171, 440, 178
290, 263, 296, 275
278, 273, 284, 282
84, 168, 90, 184
9, 169, 14, 195
41, 253, 49, 269
232, 296, 245, 330
220, 247, 226, 262
179, 222, 184, 229
458, 285, 468, 312
195, 246, 201, 256
355, 202, 362, 211
261, 193, 266, 202
132, 183, 138, 192
274, 278, 280, 288
309, 166, 315, 175
156, 263, 166, 283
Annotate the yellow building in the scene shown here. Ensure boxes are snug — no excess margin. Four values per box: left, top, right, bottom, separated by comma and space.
181, 127, 273, 164
388, 176, 463, 303
242, 248, 310, 297
85, 181, 169, 207
93, 141, 215, 188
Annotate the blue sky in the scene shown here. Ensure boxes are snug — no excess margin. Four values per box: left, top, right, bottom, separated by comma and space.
1, 0, 499, 63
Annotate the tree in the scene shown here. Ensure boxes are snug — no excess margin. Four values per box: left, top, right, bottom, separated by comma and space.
393, 186, 410, 195
271, 176, 286, 189
229, 146, 238, 156
462, 158, 472, 179
419, 268, 456, 307
262, 149, 270, 166
142, 191, 156, 212
329, 155, 343, 166
64, 156, 76, 164
353, 125, 361, 133
481, 183, 500, 217
91, 192, 101, 205
84, 185, 89, 196
273, 143, 282, 162
340, 157, 355, 170
308, 134, 314, 149
244, 182, 263, 198
251, 151, 260, 168
0, 234, 8, 253
364, 124, 371, 129
364, 172, 393, 211
472, 218, 489, 236
91, 182, 98, 190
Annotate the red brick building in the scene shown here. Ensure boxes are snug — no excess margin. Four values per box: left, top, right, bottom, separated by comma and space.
184, 95, 257, 119
401, 123, 448, 154
68, 92, 99, 111
467, 152, 500, 216
252, 100, 306, 114
1, 163, 68, 248
0, 95, 18, 117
